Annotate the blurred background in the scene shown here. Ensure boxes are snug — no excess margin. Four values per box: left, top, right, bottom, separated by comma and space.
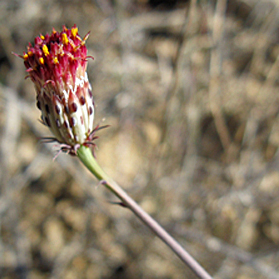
1, 0, 279, 278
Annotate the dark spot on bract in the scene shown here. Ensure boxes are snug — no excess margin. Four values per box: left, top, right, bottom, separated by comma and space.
88, 89, 93, 99
55, 105, 61, 115
89, 106, 93, 115
56, 119, 61, 128
45, 116, 50, 127
80, 96, 85, 105
36, 101, 41, 110
70, 117, 76, 127
45, 104, 50, 114
71, 102, 78, 112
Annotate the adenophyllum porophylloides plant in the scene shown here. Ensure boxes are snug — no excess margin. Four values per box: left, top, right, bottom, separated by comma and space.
17, 25, 212, 279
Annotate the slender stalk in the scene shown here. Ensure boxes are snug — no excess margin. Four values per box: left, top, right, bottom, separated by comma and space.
77, 145, 212, 279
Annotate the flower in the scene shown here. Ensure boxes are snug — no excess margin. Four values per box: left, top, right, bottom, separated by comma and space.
19, 25, 97, 154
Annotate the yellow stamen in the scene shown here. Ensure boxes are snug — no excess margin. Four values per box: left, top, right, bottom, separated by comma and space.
42, 44, 49, 56
39, 57, 44, 64
23, 54, 28, 60
28, 51, 33, 56
83, 33, 89, 42
71, 27, 78, 38
53, 57, 59, 64
40, 35, 45, 40
62, 33, 69, 45
80, 33, 90, 46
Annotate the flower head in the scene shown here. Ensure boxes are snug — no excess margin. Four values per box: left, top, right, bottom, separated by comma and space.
20, 25, 97, 154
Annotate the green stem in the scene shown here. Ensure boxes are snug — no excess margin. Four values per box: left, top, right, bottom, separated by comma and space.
77, 145, 212, 279
77, 145, 109, 181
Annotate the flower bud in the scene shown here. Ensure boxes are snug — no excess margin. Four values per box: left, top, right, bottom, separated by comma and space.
21, 25, 95, 152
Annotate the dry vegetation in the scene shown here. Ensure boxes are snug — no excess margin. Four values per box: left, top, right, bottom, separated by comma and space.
1, 0, 279, 278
